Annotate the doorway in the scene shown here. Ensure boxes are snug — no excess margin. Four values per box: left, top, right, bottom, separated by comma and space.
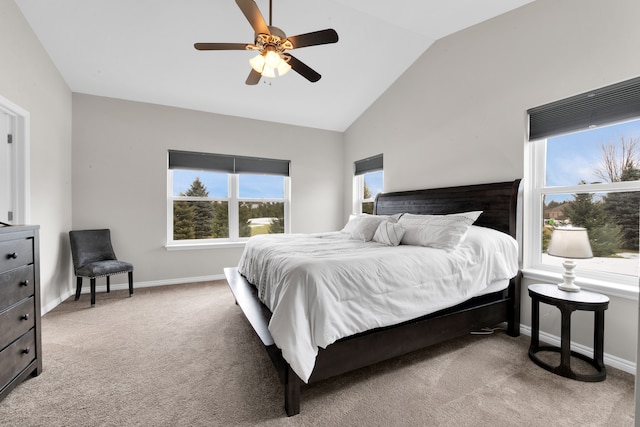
0, 94, 30, 225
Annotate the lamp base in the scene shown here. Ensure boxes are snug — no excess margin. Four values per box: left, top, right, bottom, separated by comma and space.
558, 282, 581, 292
558, 259, 581, 292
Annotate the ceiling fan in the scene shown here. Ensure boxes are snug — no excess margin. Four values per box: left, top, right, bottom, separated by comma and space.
194, 0, 339, 85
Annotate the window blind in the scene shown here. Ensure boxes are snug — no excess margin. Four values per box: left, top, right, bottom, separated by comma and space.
168, 150, 290, 176
354, 153, 383, 176
528, 76, 640, 140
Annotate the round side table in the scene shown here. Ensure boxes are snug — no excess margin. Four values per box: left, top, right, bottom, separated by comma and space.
528, 283, 609, 382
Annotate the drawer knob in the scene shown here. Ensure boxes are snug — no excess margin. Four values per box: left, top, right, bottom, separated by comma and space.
21, 314, 29, 321
22, 347, 30, 354
7, 252, 18, 259
20, 280, 29, 287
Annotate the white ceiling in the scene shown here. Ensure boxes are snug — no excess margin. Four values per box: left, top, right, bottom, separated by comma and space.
15, 0, 534, 131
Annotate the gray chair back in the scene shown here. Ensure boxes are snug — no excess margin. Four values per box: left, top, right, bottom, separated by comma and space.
69, 229, 118, 273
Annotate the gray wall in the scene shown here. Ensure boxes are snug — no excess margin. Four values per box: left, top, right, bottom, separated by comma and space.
72, 94, 344, 284
2, 0, 638, 376
0, 0, 73, 312
344, 0, 640, 365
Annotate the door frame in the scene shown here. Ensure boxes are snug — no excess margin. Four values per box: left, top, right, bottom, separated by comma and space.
0, 94, 30, 224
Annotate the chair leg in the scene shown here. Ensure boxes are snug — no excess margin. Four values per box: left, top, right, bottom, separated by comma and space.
90, 278, 96, 307
128, 271, 134, 297
75, 277, 83, 301
106, 276, 111, 293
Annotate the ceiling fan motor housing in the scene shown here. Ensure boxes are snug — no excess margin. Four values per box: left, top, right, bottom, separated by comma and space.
267, 26, 286, 39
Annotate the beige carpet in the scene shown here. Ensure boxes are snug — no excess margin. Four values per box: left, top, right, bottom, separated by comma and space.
0, 280, 635, 426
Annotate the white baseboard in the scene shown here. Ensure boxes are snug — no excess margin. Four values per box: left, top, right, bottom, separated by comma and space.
520, 324, 636, 375
41, 274, 226, 315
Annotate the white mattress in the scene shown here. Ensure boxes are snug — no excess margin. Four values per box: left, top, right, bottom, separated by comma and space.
237, 225, 519, 383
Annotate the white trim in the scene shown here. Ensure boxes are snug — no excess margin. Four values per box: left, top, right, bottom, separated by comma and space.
166, 166, 172, 244
284, 171, 291, 232
523, 268, 638, 300
165, 241, 246, 250
228, 173, 239, 239
0, 95, 30, 224
520, 324, 636, 375
352, 174, 360, 213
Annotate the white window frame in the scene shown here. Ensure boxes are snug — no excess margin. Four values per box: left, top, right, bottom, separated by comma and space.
352, 172, 383, 214
237, 173, 291, 237
166, 171, 290, 249
524, 135, 640, 298
352, 174, 368, 213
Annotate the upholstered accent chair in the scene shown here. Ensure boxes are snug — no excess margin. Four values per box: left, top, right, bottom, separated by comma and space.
69, 229, 134, 307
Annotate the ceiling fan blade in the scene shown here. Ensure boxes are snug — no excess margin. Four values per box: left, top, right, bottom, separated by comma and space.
288, 55, 321, 83
194, 43, 248, 51
286, 29, 339, 49
246, 69, 262, 85
236, 0, 270, 35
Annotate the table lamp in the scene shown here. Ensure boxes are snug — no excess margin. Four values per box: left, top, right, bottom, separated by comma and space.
547, 227, 593, 292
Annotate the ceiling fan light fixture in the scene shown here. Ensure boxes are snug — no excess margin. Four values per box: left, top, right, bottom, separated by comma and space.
195, 0, 339, 85
261, 66, 276, 78
249, 53, 266, 73
250, 49, 290, 78
277, 58, 291, 76
264, 49, 282, 69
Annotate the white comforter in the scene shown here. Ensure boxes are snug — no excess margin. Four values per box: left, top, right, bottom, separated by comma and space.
237, 225, 519, 383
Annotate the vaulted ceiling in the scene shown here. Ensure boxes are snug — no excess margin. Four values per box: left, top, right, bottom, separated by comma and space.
16, 0, 534, 131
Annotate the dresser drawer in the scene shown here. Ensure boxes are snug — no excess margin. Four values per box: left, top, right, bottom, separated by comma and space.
0, 329, 35, 391
0, 298, 35, 351
0, 237, 33, 274
0, 265, 35, 312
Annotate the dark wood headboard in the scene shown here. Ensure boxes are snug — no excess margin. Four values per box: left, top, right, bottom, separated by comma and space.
374, 180, 521, 239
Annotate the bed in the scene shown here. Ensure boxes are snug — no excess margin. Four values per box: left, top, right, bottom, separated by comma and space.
224, 179, 522, 416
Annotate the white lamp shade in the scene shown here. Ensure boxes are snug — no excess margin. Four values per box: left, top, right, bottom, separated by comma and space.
249, 54, 265, 73
264, 50, 282, 69
261, 66, 276, 78
277, 59, 291, 76
547, 227, 593, 259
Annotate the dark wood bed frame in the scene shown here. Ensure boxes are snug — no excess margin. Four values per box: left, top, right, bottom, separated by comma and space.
224, 179, 522, 416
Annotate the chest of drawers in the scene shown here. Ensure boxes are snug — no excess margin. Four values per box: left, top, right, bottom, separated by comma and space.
0, 225, 41, 401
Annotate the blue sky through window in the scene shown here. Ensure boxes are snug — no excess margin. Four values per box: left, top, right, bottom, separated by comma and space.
173, 170, 284, 198
364, 170, 383, 196
545, 118, 640, 202
239, 174, 284, 198
173, 170, 227, 197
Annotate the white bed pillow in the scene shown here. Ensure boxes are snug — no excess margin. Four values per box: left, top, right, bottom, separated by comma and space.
385, 213, 404, 222
341, 213, 402, 237
350, 215, 389, 241
372, 221, 405, 246
398, 211, 482, 250
341, 214, 361, 234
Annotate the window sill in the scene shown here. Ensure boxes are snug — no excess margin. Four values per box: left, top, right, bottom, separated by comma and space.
165, 241, 246, 251
522, 268, 639, 301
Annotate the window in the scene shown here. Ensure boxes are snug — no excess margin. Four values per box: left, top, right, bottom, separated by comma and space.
167, 150, 290, 245
526, 77, 640, 289
353, 154, 383, 214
